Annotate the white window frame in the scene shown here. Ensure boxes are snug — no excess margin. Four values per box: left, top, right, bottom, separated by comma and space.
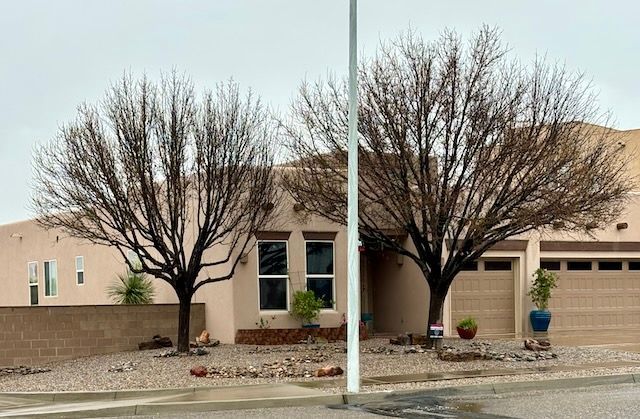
257, 240, 290, 313
304, 240, 336, 311
75, 256, 85, 285
28, 261, 38, 305
43, 259, 58, 298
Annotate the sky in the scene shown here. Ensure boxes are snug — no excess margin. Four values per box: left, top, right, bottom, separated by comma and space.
1, 0, 639, 224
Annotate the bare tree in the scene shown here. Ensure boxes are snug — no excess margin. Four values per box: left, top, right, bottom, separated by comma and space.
282, 27, 634, 340
33, 73, 278, 351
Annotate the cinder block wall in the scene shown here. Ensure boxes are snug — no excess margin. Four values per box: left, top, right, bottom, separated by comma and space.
0, 304, 205, 366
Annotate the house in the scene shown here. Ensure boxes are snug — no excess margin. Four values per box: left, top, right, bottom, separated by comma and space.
2, 125, 640, 343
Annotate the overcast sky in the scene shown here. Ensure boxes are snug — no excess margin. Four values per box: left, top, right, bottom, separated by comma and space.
1, 0, 639, 224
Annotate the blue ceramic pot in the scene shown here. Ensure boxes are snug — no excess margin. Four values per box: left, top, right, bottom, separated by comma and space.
530, 309, 552, 332
302, 323, 320, 329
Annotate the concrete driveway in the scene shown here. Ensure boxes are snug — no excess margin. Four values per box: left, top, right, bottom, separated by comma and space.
550, 330, 640, 353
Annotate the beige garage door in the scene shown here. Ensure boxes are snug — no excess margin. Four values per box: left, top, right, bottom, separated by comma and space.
545, 260, 640, 331
451, 259, 516, 336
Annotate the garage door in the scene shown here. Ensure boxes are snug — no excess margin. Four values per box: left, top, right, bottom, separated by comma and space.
544, 260, 640, 331
451, 259, 516, 336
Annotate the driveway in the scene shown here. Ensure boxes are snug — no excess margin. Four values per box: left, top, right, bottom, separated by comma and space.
550, 330, 640, 353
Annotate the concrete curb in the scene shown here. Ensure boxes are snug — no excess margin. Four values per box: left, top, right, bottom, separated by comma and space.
2, 373, 639, 417
142, 373, 639, 414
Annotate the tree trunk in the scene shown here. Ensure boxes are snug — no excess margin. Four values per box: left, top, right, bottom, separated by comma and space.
427, 288, 446, 348
177, 294, 192, 352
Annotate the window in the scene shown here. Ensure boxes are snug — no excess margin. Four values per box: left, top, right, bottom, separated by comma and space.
305, 241, 334, 309
460, 261, 478, 271
629, 261, 640, 271
28, 262, 38, 305
44, 260, 58, 297
76, 256, 85, 285
484, 260, 512, 271
258, 241, 288, 310
540, 260, 561, 271
598, 261, 622, 271
567, 261, 592, 271
127, 250, 140, 271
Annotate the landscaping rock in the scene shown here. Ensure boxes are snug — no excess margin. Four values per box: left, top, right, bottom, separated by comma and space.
438, 350, 488, 362
196, 330, 210, 345
0, 366, 50, 375
524, 338, 551, 352
154, 350, 180, 358
138, 336, 172, 350
190, 347, 209, 356
190, 366, 208, 377
108, 361, 137, 372
390, 333, 411, 346
315, 365, 344, 377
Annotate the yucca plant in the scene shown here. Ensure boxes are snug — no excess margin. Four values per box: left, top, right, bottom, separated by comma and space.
108, 270, 155, 304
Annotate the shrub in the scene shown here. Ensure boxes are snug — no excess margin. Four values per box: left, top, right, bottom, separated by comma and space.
107, 270, 155, 304
528, 268, 558, 309
290, 290, 325, 324
456, 316, 478, 330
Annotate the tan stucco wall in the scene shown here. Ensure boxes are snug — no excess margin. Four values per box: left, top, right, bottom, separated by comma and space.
232, 210, 346, 332
0, 220, 178, 307
370, 247, 429, 334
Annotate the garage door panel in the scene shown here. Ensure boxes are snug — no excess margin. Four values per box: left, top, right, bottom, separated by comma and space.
451, 260, 515, 336
549, 259, 640, 332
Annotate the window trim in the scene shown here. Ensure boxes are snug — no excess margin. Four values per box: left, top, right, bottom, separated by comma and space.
304, 240, 336, 311
27, 261, 38, 305
43, 259, 58, 298
257, 240, 290, 313
75, 256, 85, 285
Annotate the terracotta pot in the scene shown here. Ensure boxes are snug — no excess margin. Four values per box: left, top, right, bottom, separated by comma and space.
456, 326, 477, 340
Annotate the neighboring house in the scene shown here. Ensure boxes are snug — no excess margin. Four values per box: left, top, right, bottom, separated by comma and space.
2, 125, 640, 343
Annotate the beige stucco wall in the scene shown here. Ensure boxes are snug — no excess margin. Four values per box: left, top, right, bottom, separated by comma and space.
370, 246, 429, 334
232, 209, 346, 332
0, 220, 178, 307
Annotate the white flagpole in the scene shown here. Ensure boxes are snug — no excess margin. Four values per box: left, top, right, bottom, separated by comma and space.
346, 0, 360, 394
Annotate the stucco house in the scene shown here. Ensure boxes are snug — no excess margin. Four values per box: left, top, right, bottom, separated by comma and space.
2, 125, 640, 344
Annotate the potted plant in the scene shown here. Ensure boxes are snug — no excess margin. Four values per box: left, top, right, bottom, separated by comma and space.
527, 268, 559, 332
290, 290, 325, 328
456, 316, 478, 339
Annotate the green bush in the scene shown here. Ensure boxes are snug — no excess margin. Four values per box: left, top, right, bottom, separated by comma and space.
456, 316, 478, 330
290, 290, 325, 324
107, 270, 155, 305
528, 268, 558, 309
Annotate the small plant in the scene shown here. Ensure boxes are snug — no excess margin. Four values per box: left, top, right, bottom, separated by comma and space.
290, 290, 325, 325
456, 316, 478, 330
107, 270, 155, 304
528, 268, 558, 309
255, 316, 276, 329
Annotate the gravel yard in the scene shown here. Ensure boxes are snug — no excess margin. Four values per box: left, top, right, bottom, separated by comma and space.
1, 338, 639, 392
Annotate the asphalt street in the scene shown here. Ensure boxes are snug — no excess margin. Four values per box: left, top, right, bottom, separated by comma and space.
120, 383, 640, 418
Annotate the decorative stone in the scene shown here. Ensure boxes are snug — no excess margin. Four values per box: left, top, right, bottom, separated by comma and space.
190, 347, 209, 356
190, 366, 208, 377
524, 339, 551, 352
197, 330, 210, 345
139, 336, 173, 350
315, 365, 344, 377
108, 361, 137, 372
390, 333, 411, 346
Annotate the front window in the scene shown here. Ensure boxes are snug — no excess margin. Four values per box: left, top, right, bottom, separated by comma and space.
258, 241, 289, 310
76, 256, 85, 285
44, 260, 58, 297
28, 261, 38, 305
305, 241, 334, 308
